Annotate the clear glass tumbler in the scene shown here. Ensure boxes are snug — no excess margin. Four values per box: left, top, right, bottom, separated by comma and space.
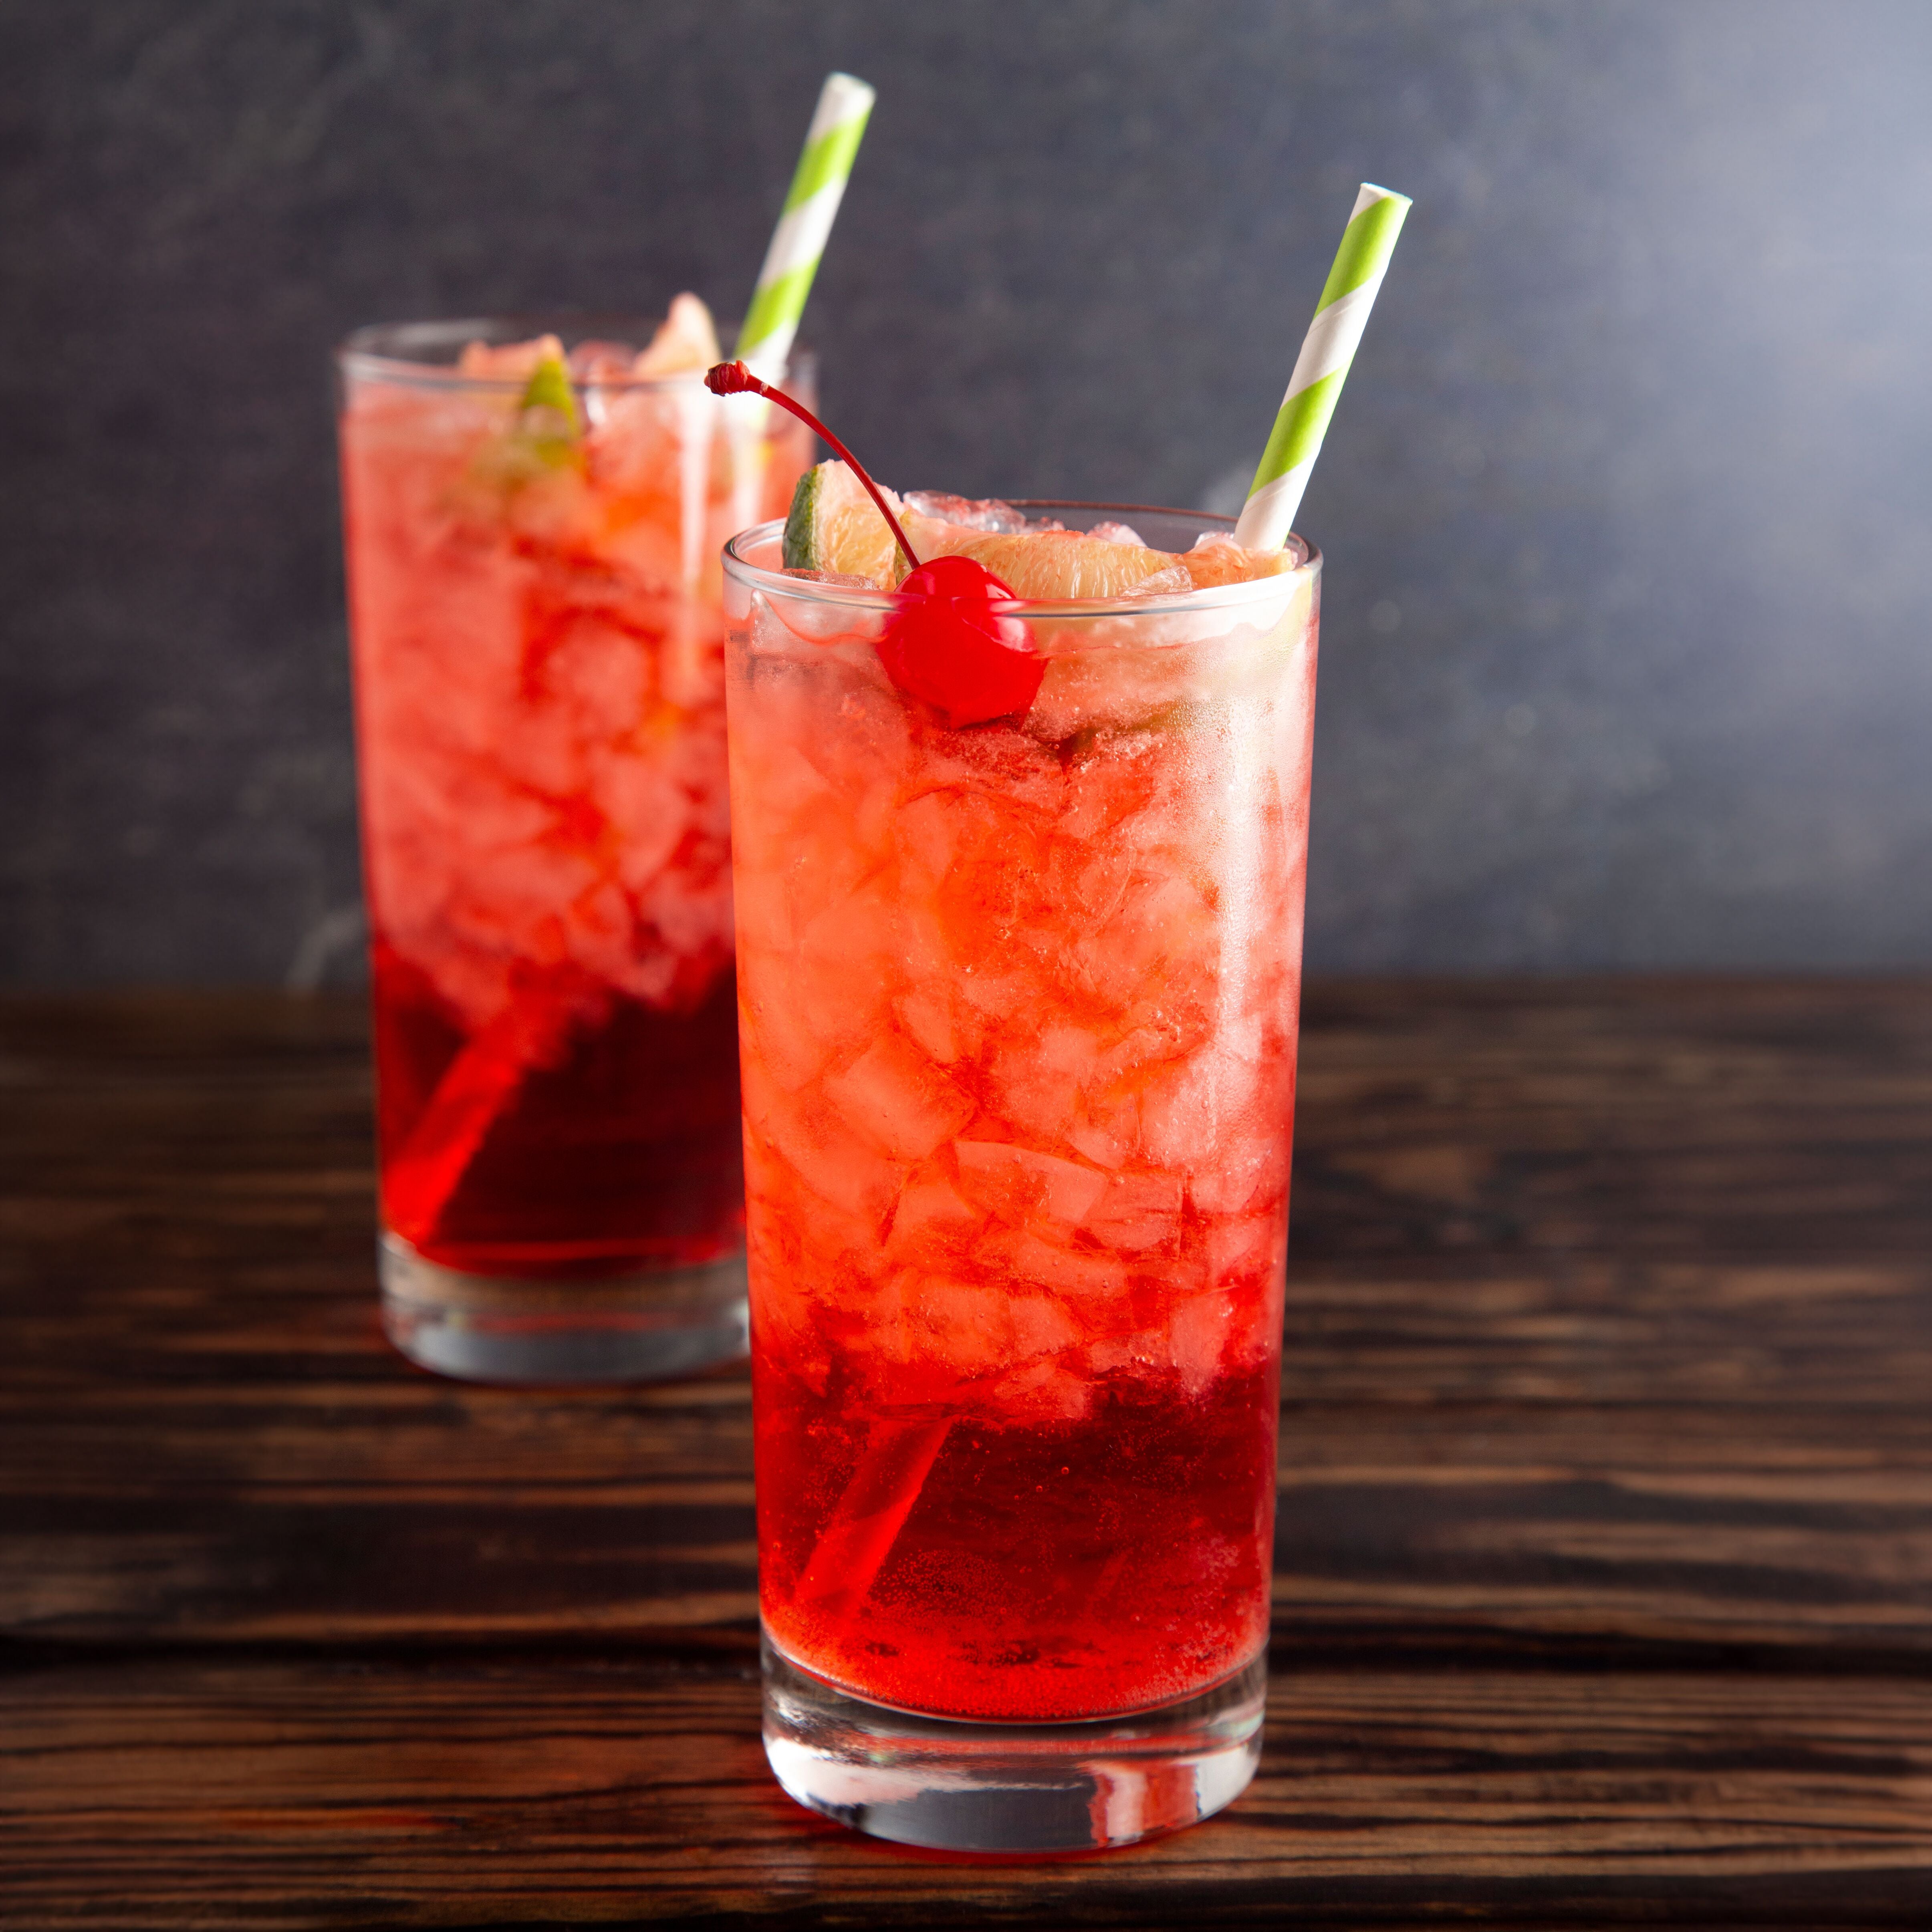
337, 314, 814, 1382
723, 507, 1320, 1850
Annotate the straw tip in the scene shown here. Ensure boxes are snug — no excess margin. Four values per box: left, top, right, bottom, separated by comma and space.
1359, 181, 1414, 212
823, 71, 877, 107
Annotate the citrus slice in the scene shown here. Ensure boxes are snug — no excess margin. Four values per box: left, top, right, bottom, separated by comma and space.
779, 461, 1291, 596
908, 517, 1292, 596
782, 460, 908, 585
456, 332, 568, 381
512, 355, 582, 469
903, 519, 1181, 600
1179, 534, 1291, 590
633, 293, 722, 377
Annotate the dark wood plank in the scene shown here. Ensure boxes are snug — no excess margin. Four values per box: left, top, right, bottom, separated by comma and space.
5, 984, 1932, 1659
4, 1651, 1929, 1928
1292, 977, 1932, 1271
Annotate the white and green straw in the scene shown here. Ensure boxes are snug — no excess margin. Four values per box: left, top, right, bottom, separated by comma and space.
734, 71, 875, 381
1234, 182, 1412, 551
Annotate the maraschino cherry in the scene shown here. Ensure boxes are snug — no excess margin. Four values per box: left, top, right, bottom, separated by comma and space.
705, 360, 1046, 729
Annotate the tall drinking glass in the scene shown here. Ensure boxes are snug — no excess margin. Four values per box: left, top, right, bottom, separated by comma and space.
722, 508, 1319, 1851
337, 315, 815, 1382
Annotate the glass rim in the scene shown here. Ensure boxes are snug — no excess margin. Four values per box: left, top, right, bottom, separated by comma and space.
723, 504, 1319, 618
335, 312, 814, 392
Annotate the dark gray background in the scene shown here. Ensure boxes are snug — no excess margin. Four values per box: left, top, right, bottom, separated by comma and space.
4, 0, 1928, 986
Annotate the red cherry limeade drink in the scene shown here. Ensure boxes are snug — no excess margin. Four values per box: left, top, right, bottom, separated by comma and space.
722, 453, 1319, 1721
338, 309, 813, 1301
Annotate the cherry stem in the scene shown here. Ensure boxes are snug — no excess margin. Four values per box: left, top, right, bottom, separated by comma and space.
706, 359, 919, 579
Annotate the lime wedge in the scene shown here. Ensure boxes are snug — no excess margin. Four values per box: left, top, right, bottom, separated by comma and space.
782, 461, 906, 585
513, 355, 581, 469
518, 355, 578, 423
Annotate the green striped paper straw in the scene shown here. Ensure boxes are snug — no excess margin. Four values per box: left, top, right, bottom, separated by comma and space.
734, 71, 875, 381
1234, 182, 1411, 551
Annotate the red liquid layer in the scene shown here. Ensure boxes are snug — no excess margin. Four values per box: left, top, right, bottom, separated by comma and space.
371, 946, 744, 1276
757, 1353, 1280, 1722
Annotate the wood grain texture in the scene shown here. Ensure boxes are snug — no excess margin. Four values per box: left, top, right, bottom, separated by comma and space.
4, 983, 1932, 1924
5, 1653, 1930, 1928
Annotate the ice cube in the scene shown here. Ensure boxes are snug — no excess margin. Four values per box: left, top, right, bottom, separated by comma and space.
911, 1275, 1018, 1376
752, 1109, 903, 1233
826, 1032, 976, 1163
1075, 872, 1218, 1015
1081, 1169, 1185, 1252
729, 864, 796, 961
1136, 1054, 1222, 1171
1186, 1140, 1281, 1217
1024, 631, 1212, 745
988, 1356, 1091, 1422
797, 874, 899, 993
891, 788, 967, 892
596, 513, 685, 593
885, 1170, 986, 1262
901, 491, 1031, 533
991, 1227, 1129, 1301
781, 567, 878, 589
589, 389, 692, 505
1203, 1205, 1286, 1287
454, 843, 600, 949
894, 985, 961, 1064
1057, 754, 1158, 844
956, 963, 1039, 1025
1008, 1292, 1082, 1359
1166, 1290, 1234, 1395
1086, 520, 1146, 547
739, 991, 835, 1097
1063, 847, 1135, 929
638, 857, 732, 960
456, 333, 567, 381
597, 751, 686, 893
1067, 1109, 1136, 1172
986, 1054, 1084, 1148
744, 1241, 832, 1396
779, 943, 889, 1070
504, 464, 596, 549
569, 340, 641, 388
887, 889, 958, 989
765, 729, 840, 803
955, 1140, 1108, 1227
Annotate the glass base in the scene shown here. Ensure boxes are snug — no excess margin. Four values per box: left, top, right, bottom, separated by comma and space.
378, 1233, 748, 1384
761, 1632, 1266, 1852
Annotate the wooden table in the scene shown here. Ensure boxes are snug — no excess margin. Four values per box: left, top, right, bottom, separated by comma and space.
4, 981, 1931, 1926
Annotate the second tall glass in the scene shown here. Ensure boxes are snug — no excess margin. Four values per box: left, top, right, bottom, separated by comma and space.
337, 314, 815, 1382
